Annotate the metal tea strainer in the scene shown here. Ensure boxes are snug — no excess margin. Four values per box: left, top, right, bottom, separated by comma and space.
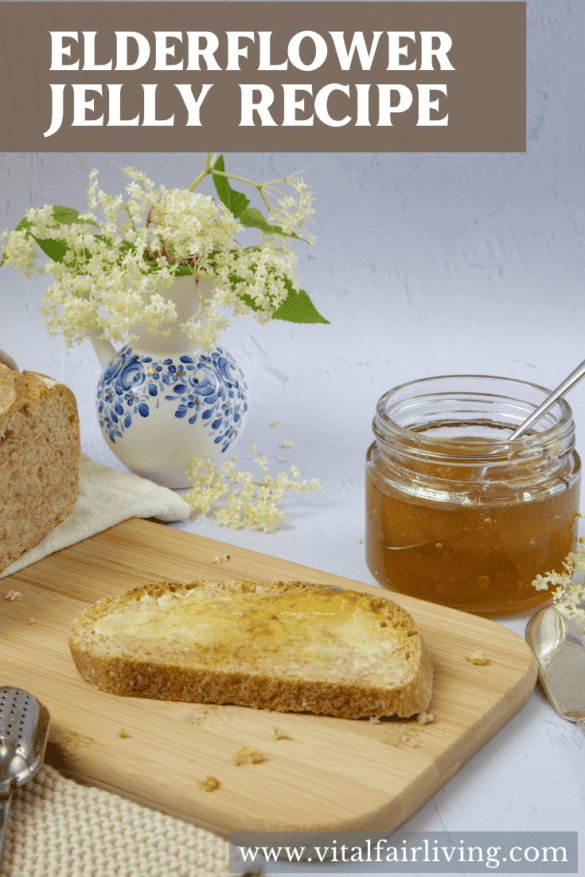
0, 686, 50, 861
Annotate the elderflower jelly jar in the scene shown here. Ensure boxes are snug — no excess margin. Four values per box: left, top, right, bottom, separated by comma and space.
365, 375, 582, 615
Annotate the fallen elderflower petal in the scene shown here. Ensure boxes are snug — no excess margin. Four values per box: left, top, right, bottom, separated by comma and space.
184, 449, 321, 533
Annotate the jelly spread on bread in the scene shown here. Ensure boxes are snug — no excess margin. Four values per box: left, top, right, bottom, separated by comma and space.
93, 586, 414, 683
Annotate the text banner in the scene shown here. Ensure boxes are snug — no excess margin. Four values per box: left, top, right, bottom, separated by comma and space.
229, 831, 578, 873
0, 1, 526, 152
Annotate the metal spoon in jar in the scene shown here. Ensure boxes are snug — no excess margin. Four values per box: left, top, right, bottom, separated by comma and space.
380, 359, 585, 551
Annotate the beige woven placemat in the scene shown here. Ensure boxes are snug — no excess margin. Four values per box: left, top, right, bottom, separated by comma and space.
0, 765, 240, 877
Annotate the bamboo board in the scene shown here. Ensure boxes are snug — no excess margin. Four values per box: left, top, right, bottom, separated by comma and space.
1, 518, 536, 835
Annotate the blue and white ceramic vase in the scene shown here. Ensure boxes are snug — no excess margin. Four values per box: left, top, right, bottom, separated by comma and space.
89, 276, 248, 489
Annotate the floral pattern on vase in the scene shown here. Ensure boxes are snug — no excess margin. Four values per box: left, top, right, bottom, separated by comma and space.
97, 346, 248, 454
94, 343, 248, 489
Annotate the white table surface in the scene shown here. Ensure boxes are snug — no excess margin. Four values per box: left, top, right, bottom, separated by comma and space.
2, 0, 585, 860
2, 268, 584, 874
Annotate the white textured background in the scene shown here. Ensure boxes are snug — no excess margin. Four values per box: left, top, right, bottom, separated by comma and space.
1, 0, 584, 862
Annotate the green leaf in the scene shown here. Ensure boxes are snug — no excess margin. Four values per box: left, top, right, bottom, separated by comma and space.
237, 207, 300, 241
232, 271, 328, 324
30, 233, 69, 263
272, 279, 329, 324
173, 263, 196, 277
51, 206, 94, 226
2, 205, 94, 268
212, 156, 249, 219
212, 157, 300, 240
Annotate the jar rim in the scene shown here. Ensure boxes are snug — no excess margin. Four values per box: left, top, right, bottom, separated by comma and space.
374, 374, 575, 465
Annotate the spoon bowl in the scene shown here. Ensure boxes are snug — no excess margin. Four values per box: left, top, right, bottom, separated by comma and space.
525, 604, 585, 734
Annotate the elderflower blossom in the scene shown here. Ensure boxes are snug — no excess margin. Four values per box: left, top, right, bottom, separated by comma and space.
184, 453, 321, 533
532, 535, 585, 628
1, 161, 317, 352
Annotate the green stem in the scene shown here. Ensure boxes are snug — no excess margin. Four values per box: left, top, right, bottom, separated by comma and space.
188, 152, 213, 192
209, 169, 264, 188
258, 188, 272, 212
188, 157, 293, 219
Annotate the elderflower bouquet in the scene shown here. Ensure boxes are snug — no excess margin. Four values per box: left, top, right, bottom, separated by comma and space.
0, 153, 326, 351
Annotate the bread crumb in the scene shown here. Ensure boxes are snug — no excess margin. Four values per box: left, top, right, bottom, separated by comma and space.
466, 651, 489, 666
117, 729, 129, 738
417, 711, 434, 725
232, 746, 265, 765
369, 716, 382, 724
273, 727, 290, 740
4, 590, 22, 601
200, 775, 220, 792
385, 728, 418, 749
270, 420, 280, 427
212, 554, 230, 564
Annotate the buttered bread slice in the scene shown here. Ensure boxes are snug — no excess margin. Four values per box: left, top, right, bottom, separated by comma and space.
69, 579, 433, 719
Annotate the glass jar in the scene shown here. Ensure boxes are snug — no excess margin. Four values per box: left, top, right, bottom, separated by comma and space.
365, 375, 581, 615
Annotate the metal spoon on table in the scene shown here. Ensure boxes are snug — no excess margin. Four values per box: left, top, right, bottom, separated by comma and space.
525, 604, 585, 735
380, 359, 585, 551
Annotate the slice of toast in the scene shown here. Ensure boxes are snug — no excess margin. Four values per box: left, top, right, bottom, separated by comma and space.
69, 579, 433, 719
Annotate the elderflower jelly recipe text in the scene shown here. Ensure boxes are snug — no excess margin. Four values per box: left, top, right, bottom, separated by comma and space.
43, 29, 455, 137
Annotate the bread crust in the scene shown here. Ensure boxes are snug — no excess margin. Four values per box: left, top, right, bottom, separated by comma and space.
0, 364, 80, 573
69, 579, 434, 719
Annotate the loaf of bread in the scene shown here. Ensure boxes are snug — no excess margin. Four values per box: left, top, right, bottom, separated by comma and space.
0, 363, 80, 573
69, 579, 434, 719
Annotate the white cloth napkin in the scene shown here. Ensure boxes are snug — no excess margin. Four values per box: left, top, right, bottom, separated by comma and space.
1, 453, 191, 578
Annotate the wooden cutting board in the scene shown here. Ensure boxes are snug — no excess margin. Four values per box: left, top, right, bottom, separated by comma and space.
2, 518, 536, 836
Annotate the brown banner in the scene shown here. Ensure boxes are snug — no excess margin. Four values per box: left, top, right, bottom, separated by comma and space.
0, 1, 526, 152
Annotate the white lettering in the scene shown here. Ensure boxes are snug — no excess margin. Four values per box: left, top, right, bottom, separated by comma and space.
355, 83, 371, 126
288, 31, 328, 72
282, 84, 313, 125
154, 32, 183, 71
106, 83, 140, 125
226, 31, 255, 70
378, 84, 413, 125
314, 83, 351, 126
419, 32, 455, 70
72, 83, 103, 126
43, 84, 65, 136
50, 32, 79, 70
328, 31, 381, 71
142, 83, 174, 125
387, 32, 417, 70
115, 32, 151, 71
186, 32, 221, 70
174, 83, 214, 125
82, 31, 112, 70
258, 31, 288, 70
416, 84, 448, 125
239, 84, 277, 125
